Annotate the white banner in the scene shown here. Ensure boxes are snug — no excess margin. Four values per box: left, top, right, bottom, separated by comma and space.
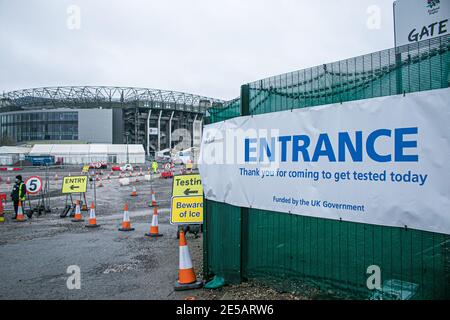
199, 88, 450, 235
394, 0, 449, 47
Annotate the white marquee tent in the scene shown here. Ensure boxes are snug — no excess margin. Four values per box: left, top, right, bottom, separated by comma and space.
28, 144, 145, 164
0, 146, 32, 165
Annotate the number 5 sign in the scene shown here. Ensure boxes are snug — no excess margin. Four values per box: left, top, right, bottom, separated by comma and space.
25, 176, 43, 195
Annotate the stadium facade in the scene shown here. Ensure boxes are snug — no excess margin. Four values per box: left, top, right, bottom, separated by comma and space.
0, 86, 225, 155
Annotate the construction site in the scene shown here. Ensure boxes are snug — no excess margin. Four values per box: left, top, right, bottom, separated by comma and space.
1, 165, 315, 300
0, 165, 207, 300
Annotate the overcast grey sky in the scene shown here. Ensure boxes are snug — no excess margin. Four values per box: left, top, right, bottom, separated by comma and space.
0, 0, 395, 100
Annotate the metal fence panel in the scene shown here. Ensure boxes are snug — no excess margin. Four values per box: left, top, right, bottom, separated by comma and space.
204, 200, 242, 284
204, 35, 450, 299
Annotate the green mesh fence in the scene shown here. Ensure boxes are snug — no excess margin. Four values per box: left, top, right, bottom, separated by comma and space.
204, 35, 450, 299
208, 98, 241, 123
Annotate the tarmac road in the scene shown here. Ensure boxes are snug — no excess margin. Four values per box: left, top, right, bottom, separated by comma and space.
0, 166, 204, 300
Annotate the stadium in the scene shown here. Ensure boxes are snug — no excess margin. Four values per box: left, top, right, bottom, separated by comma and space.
0, 86, 225, 156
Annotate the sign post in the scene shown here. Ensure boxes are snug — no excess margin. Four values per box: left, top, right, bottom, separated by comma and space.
61, 175, 89, 216
25, 176, 44, 216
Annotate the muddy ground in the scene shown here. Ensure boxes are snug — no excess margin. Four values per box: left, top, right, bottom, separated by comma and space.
0, 165, 316, 300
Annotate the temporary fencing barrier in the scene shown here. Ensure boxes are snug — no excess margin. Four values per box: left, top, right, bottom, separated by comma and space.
204, 35, 450, 299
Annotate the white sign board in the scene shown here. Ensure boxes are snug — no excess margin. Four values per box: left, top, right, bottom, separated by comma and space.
149, 127, 158, 135
199, 88, 450, 235
394, 0, 450, 47
119, 178, 130, 186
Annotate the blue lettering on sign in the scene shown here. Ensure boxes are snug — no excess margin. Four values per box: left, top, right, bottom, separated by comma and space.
244, 127, 419, 163
395, 127, 419, 162
338, 131, 362, 162
259, 137, 275, 162
312, 134, 336, 162
292, 135, 310, 162
245, 138, 257, 162
366, 129, 391, 162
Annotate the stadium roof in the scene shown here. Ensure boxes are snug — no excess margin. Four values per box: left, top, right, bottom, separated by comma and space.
0, 86, 226, 113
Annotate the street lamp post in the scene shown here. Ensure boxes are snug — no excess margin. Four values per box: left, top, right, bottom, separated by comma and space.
126, 133, 129, 164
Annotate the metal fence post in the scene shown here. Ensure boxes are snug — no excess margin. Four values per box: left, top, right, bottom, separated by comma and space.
395, 49, 403, 95
203, 115, 211, 281
240, 84, 250, 282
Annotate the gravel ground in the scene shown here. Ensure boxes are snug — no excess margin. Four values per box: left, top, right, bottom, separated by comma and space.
0, 165, 332, 300
196, 281, 317, 300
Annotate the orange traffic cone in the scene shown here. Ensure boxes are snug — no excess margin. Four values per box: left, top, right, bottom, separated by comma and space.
85, 202, 100, 228
174, 230, 202, 290
145, 206, 163, 237
130, 186, 137, 197
150, 190, 157, 207
118, 203, 134, 231
15, 201, 26, 222
71, 200, 84, 222
6, 177, 11, 185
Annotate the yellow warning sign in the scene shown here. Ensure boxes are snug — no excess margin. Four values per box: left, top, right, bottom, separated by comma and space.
172, 174, 203, 197
171, 195, 203, 224
62, 176, 88, 194
82, 165, 90, 173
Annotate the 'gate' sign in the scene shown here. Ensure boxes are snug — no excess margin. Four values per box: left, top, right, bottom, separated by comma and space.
394, 0, 449, 47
